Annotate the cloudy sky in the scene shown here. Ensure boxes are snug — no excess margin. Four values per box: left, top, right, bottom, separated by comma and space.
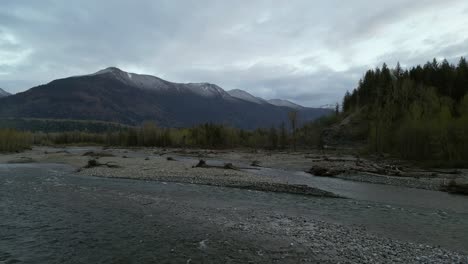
1, 0, 468, 106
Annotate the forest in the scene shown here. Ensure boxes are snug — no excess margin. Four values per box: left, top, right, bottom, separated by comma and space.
342, 57, 468, 165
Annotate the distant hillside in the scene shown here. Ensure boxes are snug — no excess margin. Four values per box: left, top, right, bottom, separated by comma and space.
0, 118, 130, 133
0, 67, 332, 129
267, 99, 304, 110
0, 88, 10, 97
227, 89, 269, 105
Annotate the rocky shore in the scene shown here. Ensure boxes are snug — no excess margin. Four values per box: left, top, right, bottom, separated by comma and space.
2, 146, 467, 195
0, 147, 341, 197
174, 148, 467, 192
231, 214, 468, 263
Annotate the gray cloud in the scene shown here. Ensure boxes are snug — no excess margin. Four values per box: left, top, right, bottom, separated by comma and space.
0, 0, 467, 106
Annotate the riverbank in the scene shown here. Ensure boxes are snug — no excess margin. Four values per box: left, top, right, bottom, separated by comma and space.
1, 146, 466, 195
153, 147, 468, 192
0, 147, 341, 197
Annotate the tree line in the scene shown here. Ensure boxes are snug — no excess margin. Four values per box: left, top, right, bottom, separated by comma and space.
0, 118, 129, 133
0, 115, 337, 152
342, 57, 468, 165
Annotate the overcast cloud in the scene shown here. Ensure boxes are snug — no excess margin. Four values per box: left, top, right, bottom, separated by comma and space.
1, 0, 467, 106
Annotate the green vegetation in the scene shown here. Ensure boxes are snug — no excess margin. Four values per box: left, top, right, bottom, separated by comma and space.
0, 129, 33, 152
0, 116, 336, 152
34, 121, 327, 149
342, 57, 468, 165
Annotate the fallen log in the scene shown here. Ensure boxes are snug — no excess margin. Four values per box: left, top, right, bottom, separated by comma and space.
251, 160, 262, 167
84, 159, 121, 169
440, 180, 468, 195
82, 151, 115, 158
307, 165, 344, 177
192, 160, 256, 171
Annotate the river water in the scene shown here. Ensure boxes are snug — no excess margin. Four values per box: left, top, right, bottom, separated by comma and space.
1, 162, 467, 263
174, 155, 468, 213
249, 167, 468, 213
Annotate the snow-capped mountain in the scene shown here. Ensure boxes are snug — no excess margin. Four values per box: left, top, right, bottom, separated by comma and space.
90, 67, 232, 99
0, 67, 332, 128
91, 67, 170, 91
267, 99, 304, 110
0, 88, 11, 97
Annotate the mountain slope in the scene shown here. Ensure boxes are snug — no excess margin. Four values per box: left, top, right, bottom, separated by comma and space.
227, 89, 269, 104
0, 67, 331, 129
0, 88, 11, 97
228, 90, 333, 122
268, 99, 304, 110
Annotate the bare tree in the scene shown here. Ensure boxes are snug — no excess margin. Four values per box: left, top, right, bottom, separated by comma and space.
288, 110, 298, 151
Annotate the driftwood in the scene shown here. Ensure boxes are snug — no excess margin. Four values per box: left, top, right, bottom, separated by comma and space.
251, 160, 262, 167
307, 165, 344, 177
192, 159, 257, 170
192, 160, 236, 170
44, 150, 70, 154
440, 180, 468, 195
84, 159, 121, 169
223, 163, 238, 170
406, 169, 461, 175
193, 159, 208, 168
82, 151, 115, 158
308, 161, 452, 179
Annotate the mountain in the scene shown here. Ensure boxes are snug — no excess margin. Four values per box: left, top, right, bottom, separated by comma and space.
227, 89, 269, 104
267, 99, 304, 110
228, 90, 333, 123
0, 67, 332, 129
0, 88, 11, 97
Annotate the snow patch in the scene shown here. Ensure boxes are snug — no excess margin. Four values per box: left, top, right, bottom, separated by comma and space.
89, 67, 231, 98
186, 83, 230, 98
91, 67, 170, 91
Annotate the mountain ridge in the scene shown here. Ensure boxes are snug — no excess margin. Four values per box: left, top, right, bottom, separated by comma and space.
267, 99, 304, 110
0, 88, 11, 97
0, 67, 332, 129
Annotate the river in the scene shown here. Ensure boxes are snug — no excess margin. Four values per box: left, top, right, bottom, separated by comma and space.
1, 162, 467, 263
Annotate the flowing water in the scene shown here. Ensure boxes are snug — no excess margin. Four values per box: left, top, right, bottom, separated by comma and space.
1, 162, 467, 263
175, 155, 468, 213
